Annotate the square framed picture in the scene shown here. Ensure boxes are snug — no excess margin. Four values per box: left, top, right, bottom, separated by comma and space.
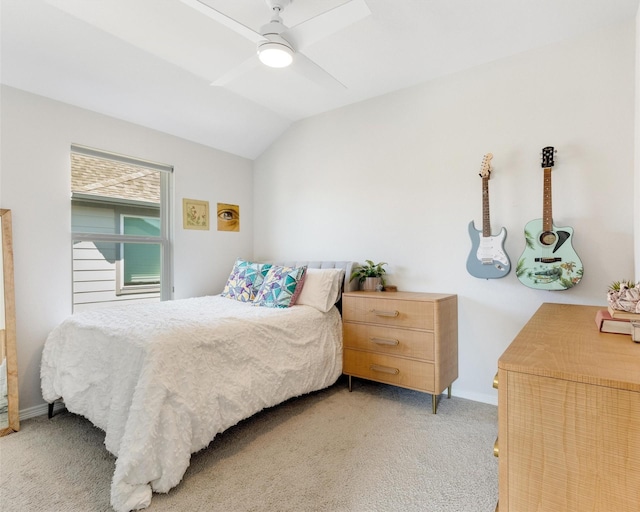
182, 199, 209, 230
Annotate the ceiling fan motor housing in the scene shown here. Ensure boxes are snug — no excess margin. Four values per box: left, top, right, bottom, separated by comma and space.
260, 20, 286, 36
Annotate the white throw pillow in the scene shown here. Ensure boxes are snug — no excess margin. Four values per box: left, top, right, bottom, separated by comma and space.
295, 268, 345, 312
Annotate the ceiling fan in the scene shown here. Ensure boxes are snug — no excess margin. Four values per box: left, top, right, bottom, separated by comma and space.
179, 0, 371, 90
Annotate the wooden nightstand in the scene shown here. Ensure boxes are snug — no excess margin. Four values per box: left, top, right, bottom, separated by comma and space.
342, 291, 458, 413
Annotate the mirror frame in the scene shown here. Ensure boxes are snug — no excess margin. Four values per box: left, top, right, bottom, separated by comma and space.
0, 209, 19, 435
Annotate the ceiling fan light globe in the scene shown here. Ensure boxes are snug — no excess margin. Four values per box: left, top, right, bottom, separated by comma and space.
257, 42, 293, 68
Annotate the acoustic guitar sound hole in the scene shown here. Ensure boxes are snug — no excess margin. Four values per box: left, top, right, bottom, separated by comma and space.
540, 231, 557, 246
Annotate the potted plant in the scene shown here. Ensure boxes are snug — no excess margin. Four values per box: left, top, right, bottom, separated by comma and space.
607, 279, 640, 314
350, 260, 388, 291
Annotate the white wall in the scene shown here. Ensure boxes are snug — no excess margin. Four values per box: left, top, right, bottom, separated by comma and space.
0, 86, 253, 413
636, 7, 640, 279
254, 22, 637, 405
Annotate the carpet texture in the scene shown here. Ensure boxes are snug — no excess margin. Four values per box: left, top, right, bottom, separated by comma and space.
0, 377, 498, 512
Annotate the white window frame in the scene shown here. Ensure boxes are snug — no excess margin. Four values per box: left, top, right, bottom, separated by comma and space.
71, 145, 174, 304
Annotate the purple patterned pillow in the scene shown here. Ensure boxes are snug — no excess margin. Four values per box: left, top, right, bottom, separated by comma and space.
252, 265, 307, 308
221, 259, 272, 302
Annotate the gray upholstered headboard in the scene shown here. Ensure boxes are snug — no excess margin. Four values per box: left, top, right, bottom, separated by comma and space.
271, 261, 359, 293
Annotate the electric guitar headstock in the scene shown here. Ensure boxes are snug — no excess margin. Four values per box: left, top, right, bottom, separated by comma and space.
479, 153, 493, 179
541, 146, 555, 170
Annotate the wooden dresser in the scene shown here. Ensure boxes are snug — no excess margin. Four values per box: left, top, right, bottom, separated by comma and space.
342, 291, 458, 413
496, 303, 640, 511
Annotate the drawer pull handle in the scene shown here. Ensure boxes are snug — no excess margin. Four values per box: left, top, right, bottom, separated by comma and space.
493, 438, 499, 457
370, 309, 399, 318
370, 337, 399, 346
493, 372, 499, 389
370, 364, 400, 375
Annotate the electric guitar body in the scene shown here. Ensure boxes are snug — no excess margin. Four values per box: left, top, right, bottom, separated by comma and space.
516, 147, 583, 290
466, 153, 511, 279
467, 222, 510, 278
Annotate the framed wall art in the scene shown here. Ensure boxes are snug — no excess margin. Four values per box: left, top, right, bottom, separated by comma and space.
182, 199, 209, 230
217, 203, 240, 232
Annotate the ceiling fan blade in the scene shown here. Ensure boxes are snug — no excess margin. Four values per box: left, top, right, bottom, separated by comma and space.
284, 0, 371, 50
178, 0, 265, 44
291, 53, 346, 91
211, 56, 260, 87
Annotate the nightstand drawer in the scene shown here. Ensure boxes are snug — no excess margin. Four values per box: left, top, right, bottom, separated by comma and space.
343, 349, 435, 392
343, 322, 434, 360
342, 296, 434, 330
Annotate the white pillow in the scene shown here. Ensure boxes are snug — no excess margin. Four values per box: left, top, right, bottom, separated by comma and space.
295, 268, 345, 312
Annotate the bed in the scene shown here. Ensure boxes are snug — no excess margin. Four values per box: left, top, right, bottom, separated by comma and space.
41, 260, 357, 512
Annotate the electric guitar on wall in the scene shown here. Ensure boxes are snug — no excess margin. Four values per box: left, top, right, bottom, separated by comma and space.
466, 153, 511, 279
516, 146, 583, 290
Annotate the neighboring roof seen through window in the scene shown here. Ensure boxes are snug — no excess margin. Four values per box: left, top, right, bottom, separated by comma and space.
71, 153, 160, 204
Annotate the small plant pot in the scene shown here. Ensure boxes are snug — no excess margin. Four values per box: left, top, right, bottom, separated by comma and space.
362, 277, 382, 291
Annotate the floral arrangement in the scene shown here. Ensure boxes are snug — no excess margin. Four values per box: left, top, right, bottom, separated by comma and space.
607, 280, 640, 313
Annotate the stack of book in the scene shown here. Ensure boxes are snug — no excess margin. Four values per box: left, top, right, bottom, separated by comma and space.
595, 307, 640, 335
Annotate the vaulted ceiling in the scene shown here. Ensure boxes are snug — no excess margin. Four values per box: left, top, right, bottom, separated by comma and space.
2, 0, 638, 159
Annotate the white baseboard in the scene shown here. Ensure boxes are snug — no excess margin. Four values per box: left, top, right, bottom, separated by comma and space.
19, 401, 65, 421
18, 389, 497, 422
452, 390, 498, 407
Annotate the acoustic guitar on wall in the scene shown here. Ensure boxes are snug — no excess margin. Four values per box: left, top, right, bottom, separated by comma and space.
516, 146, 583, 290
466, 153, 511, 279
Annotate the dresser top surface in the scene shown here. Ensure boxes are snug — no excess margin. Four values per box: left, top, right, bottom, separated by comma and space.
343, 291, 457, 301
499, 302, 640, 391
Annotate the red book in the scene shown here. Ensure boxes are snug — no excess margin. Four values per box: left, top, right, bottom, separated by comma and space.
595, 309, 632, 335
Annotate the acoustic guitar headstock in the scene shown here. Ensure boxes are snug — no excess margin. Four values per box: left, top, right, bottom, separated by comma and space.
541, 146, 556, 169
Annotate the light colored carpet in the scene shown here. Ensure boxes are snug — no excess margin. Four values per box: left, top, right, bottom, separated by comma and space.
0, 377, 498, 512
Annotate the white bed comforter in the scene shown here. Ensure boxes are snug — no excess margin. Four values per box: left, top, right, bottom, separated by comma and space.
41, 295, 343, 511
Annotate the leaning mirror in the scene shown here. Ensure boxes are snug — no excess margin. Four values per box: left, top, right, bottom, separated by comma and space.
0, 209, 19, 435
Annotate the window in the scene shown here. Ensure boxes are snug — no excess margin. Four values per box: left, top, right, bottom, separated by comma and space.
71, 145, 172, 311
117, 215, 161, 294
